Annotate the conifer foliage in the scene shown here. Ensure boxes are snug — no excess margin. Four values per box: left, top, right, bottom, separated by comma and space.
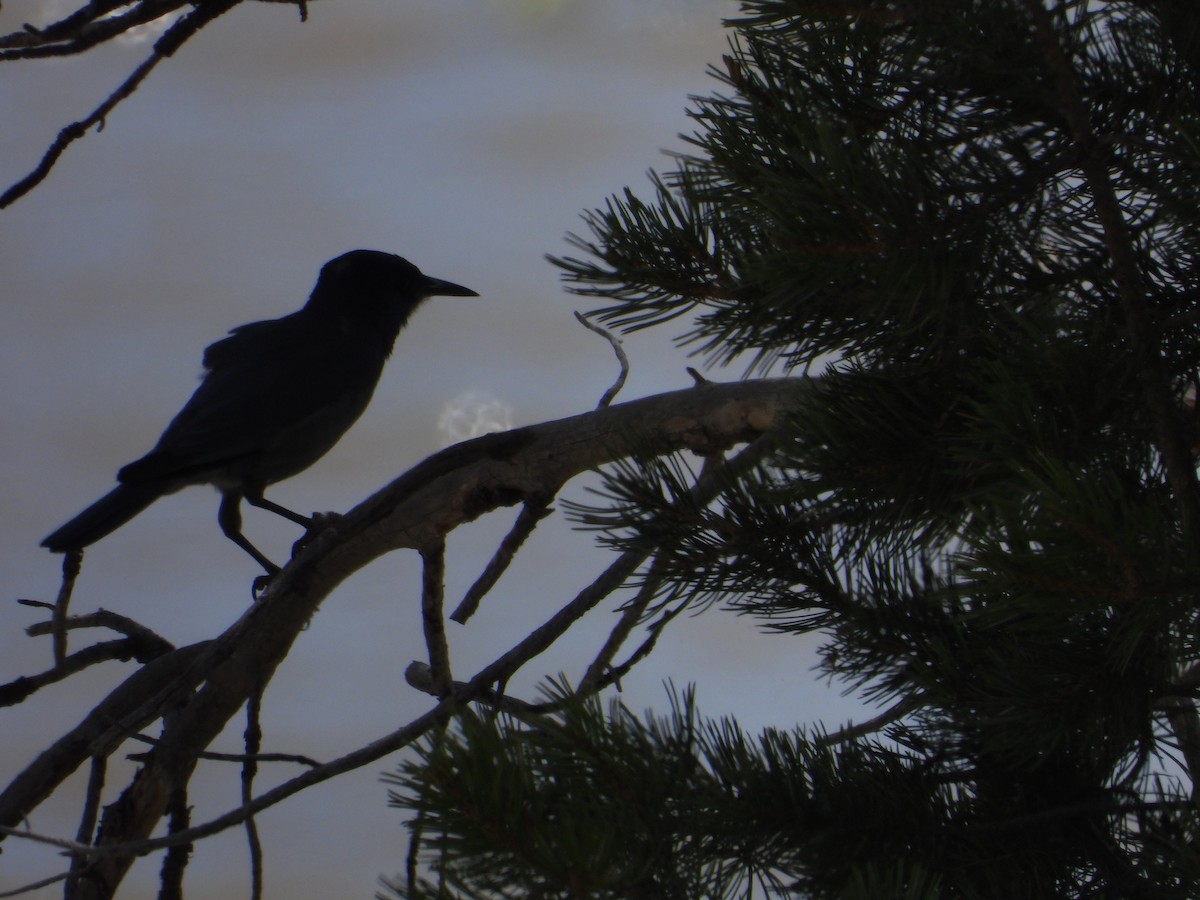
389, 3, 1200, 896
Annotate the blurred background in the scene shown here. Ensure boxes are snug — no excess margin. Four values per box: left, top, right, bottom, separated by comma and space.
0, 2, 863, 895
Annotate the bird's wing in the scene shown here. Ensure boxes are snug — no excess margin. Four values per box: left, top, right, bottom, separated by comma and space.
119, 312, 383, 484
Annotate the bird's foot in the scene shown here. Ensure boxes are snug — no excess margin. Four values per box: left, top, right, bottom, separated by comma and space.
251, 568, 279, 599
291, 510, 343, 556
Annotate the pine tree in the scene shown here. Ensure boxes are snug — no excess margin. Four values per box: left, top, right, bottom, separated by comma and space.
386, 2, 1200, 896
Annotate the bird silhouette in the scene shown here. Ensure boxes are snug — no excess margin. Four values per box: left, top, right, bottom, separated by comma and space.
42, 249, 478, 577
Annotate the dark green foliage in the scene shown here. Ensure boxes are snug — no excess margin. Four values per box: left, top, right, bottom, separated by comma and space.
390, 2, 1200, 896
385, 687, 957, 899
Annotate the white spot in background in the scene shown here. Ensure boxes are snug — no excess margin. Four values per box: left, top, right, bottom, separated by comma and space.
437, 390, 514, 446
21, 0, 181, 45
114, 10, 180, 46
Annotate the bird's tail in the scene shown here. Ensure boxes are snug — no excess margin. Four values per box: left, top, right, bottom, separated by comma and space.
41, 483, 166, 552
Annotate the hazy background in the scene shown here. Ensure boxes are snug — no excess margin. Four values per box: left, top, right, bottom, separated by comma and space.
0, 2, 866, 895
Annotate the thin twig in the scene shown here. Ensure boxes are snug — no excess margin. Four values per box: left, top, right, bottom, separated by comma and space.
405, 662, 544, 716
592, 592, 692, 694
451, 495, 556, 624
76, 759, 106, 843
51, 549, 82, 667
66, 755, 105, 895
578, 453, 731, 691
574, 311, 629, 408
573, 444, 769, 692
0, 869, 72, 898
420, 541, 451, 696
126, 733, 321, 768
814, 696, 923, 748
0, 637, 173, 708
243, 685, 265, 900
579, 554, 672, 693
0, 0, 240, 208
0, 0, 188, 60
25, 606, 174, 651
0, 824, 94, 853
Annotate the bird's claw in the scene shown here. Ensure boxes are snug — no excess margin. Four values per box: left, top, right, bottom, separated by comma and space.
251, 570, 278, 598
291, 510, 342, 555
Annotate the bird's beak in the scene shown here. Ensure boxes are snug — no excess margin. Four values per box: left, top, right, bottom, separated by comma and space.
421, 275, 479, 298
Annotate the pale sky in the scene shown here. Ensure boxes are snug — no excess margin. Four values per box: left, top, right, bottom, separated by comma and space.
0, 3, 865, 896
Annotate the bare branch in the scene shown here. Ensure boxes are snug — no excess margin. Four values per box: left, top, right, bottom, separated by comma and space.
0, 868, 72, 898
127, 734, 321, 769
51, 549, 82, 666
420, 541, 451, 697
0, 823, 95, 853
405, 662, 544, 717
578, 561, 681, 696
814, 696, 924, 748
66, 756, 106, 895
0, 636, 173, 708
242, 686, 264, 900
574, 310, 629, 408
0, 0, 241, 209
600, 594, 690, 690
25, 606, 173, 652
451, 495, 555, 624
0, 1, 188, 59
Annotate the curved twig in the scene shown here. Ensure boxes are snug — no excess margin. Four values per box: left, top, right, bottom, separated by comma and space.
574, 311, 630, 408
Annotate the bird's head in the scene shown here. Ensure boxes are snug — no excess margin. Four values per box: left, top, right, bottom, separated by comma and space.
306, 250, 478, 335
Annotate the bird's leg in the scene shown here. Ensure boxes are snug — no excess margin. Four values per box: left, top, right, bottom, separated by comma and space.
218, 490, 281, 577
242, 490, 313, 528
244, 487, 342, 554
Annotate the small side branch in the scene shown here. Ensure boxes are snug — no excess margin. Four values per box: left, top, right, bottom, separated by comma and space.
0, 1, 188, 57
0, 637, 173, 708
574, 311, 629, 408
66, 756, 106, 894
127, 734, 321, 769
815, 696, 923, 748
579, 554, 672, 693
24, 605, 174, 652
451, 495, 556, 624
242, 686, 265, 900
405, 662, 544, 717
420, 541, 451, 696
51, 549, 82, 666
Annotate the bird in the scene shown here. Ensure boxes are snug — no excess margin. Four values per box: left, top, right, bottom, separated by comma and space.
41, 249, 478, 578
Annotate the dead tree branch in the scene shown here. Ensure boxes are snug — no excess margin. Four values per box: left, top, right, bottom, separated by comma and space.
0, 376, 812, 897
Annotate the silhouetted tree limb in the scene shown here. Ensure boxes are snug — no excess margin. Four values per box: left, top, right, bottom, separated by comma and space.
1, 376, 811, 898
